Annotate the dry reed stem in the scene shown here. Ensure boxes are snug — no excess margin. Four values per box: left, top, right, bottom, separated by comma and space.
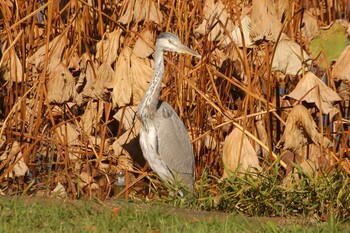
0, 0, 348, 199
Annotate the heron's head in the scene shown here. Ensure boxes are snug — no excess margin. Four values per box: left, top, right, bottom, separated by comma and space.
155, 32, 201, 59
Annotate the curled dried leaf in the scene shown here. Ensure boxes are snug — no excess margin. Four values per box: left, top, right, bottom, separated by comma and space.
113, 106, 138, 131
222, 128, 261, 178
90, 62, 115, 100
118, 0, 163, 25
332, 44, 350, 82
250, 0, 287, 41
47, 63, 77, 104
11, 153, 28, 178
133, 29, 154, 58
112, 48, 132, 107
130, 53, 153, 104
112, 48, 153, 107
272, 39, 311, 76
54, 122, 81, 151
96, 29, 122, 64
27, 33, 68, 72
301, 11, 319, 40
285, 72, 341, 114
194, 0, 234, 41
80, 100, 103, 135
1, 48, 23, 83
223, 16, 254, 48
52, 182, 67, 198
111, 120, 141, 170
276, 105, 332, 154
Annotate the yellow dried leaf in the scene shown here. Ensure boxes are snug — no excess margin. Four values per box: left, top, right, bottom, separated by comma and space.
254, 119, 268, 157
276, 105, 332, 154
272, 39, 311, 75
301, 11, 319, 40
285, 72, 341, 114
112, 139, 134, 171
133, 29, 154, 58
80, 100, 103, 135
54, 122, 80, 147
337, 81, 350, 103
79, 54, 99, 98
112, 48, 153, 107
11, 153, 28, 178
91, 62, 115, 99
130, 54, 153, 104
96, 29, 122, 64
118, 0, 163, 25
1, 48, 23, 83
111, 120, 141, 170
332, 44, 350, 82
113, 106, 138, 131
80, 171, 92, 185
250, 0, 287, 41
47, 63, 76, 104
27, 33, 68, 72
52, 182, 67, 198
112, 48, 132, 107
3, 142, 29, 178
222, 128, 261, 178
194, 0, 234, 41
223, 16, 254, 47
204, 135, 217, 150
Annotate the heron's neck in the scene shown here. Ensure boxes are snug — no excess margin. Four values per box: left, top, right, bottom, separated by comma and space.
137, 48, 164, 119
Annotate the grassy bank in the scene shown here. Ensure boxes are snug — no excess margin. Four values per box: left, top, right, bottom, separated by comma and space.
0, 196, 347, 233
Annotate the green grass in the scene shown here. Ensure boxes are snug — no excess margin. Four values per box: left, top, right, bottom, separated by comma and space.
0, 196, 348, 233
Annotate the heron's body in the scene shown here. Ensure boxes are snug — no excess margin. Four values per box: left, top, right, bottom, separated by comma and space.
137, 32, 200, 191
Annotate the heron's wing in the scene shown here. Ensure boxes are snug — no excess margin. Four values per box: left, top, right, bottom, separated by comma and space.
154, 101, 195, 185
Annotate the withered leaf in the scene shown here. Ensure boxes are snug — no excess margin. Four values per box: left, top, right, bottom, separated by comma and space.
11, 153, 28, 178
133, 29, 154, 58
113, 106, 138, 131
52, 182, 67, 198
285, 72, 341, 114
276, 105, 332, 154
222, 127, 261, 178
272, 39, 311, 76
112, 48, 153, 107
3, 142, 29, 178
112, 48, 133, 107
54, 122, 81, 148
301, 11, 319, 40
250, 0, 287, 41
80, 100, 103, 135
1, 48, 23, 83
223, 15, 254, 48
118, 0, 163, 25
130, 53, 153, 104
91, 62, 115, 99
27, 33, 68, 72
332, 44, 350, 82
47, 62, 77, 104
194, 0, 234, 41
204, 135, 217, 151
96, 29, 122, 65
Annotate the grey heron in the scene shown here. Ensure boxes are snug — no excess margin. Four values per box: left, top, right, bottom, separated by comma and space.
137, 32, 201, 192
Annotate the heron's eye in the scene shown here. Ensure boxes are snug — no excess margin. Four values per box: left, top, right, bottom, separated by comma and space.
168, 39, 173, 44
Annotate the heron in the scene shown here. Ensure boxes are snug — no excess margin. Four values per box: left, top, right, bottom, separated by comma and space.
137, 32, 201, 192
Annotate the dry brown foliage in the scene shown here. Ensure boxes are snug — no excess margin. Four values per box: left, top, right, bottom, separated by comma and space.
0, 0, 349, 199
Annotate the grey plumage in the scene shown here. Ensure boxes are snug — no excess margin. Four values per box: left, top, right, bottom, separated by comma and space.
137, 32, 201, 191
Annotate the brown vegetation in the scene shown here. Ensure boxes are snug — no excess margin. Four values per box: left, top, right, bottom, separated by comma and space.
0, 0, 349, 201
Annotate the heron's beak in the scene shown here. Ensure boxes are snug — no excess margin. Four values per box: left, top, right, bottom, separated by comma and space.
178, 44, 201, 59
